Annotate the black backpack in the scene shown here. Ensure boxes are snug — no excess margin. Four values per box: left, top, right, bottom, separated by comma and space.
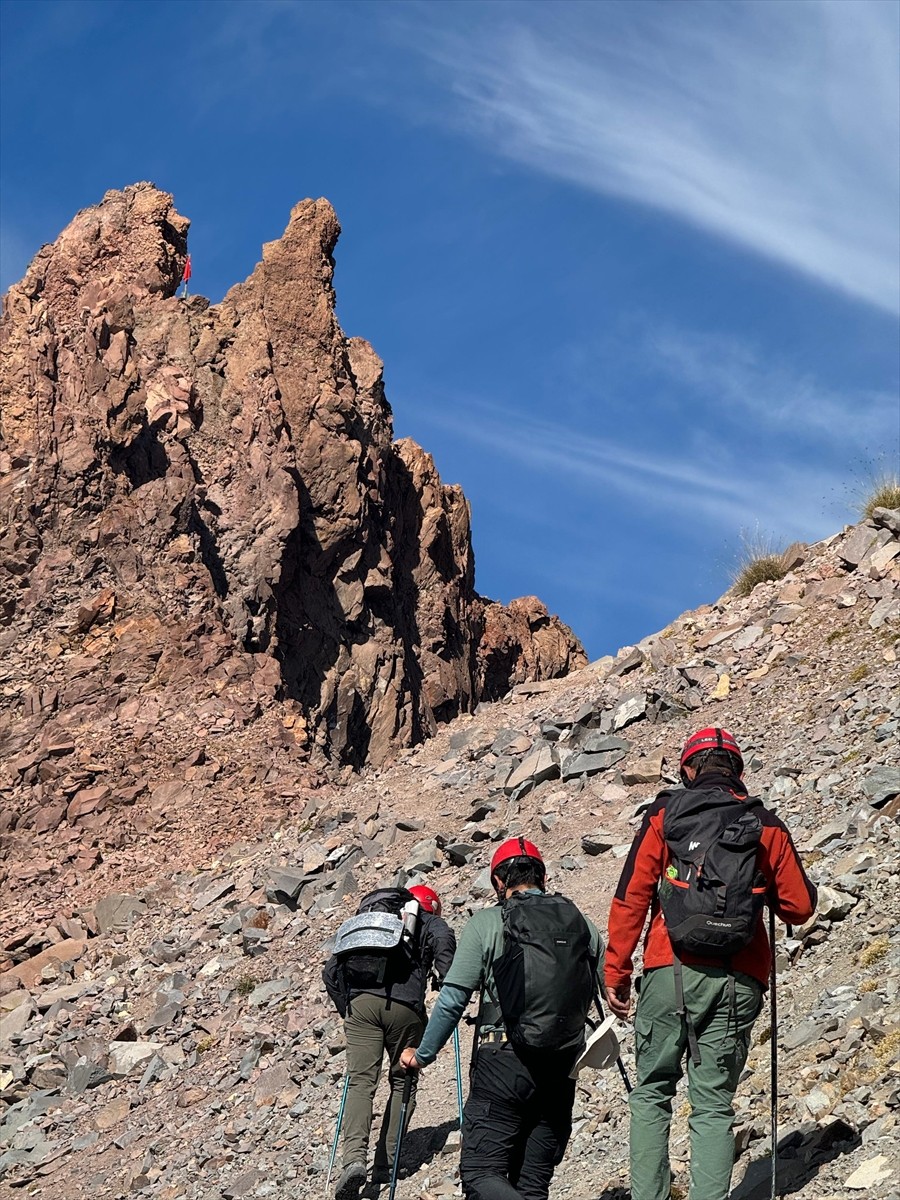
334, 888, 418, 1006
658, 788, 767, 959
491, 892, 596, 1052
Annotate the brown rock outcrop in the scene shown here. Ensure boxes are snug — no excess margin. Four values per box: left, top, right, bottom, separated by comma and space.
1, 182, 584, 787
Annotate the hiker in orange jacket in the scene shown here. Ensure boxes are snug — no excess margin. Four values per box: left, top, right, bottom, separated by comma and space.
605, 727, 816, 1200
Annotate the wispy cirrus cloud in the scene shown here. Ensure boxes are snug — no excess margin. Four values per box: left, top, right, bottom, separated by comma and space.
404, 0, 900, 314
646, 328, 899, 454
415, 394, 851, 541
410, 316, 888, 540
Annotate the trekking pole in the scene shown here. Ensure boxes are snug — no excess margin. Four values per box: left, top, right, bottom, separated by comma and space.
325, 1073, 350, 1196
452, 1025, 464, 1128
593, 989, 632, 1094
388, 1070, 415, 1200
769, 906, 778, 1200
614, 1044, 632, 1094
433, 974, 464, 1126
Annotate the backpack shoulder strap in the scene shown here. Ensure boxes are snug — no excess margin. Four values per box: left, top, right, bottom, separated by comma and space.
672, 954, 701, 1066
340, 956, 353, 1017
660, 785, 692, 832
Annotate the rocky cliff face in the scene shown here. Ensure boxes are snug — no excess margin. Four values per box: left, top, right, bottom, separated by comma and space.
0, 183, 583, 784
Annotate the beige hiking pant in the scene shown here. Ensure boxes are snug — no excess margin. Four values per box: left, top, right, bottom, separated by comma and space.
342, 992, 423, 1170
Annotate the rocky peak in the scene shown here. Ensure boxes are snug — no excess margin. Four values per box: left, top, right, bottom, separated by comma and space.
1, 184, 584, 796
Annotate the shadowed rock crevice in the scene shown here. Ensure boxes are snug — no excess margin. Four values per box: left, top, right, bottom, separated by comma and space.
477, 634, 523, 703
188, 500, 229, 601
108, 420, 170, 489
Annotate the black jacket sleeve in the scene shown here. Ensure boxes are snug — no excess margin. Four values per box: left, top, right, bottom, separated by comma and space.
322, 956, 346, 1017
423, 914, 457, 983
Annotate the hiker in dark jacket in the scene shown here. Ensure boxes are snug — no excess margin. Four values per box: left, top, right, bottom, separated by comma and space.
323, 885, 455, 1199
605, 727, 817, 1200
401, 838, 604, 1200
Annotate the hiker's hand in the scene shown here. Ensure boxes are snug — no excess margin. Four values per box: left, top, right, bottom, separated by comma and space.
400, 1048, 422, 1071
606, 983, 631, 1020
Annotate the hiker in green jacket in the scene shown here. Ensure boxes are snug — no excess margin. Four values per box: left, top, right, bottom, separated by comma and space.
401, 837, 604, 1200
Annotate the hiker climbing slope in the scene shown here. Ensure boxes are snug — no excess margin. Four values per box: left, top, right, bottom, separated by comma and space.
401, 837, 604, 1200
323, 884, 455, 1200
605, 727, 817, 1200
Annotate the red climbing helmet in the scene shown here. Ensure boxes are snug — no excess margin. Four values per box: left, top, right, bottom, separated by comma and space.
408, 884, 442, 916
490, 837, 545, 876
679, 727, 743, 784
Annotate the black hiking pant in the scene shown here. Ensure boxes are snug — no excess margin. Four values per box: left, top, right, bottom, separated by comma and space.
460, 1042, 578, 1200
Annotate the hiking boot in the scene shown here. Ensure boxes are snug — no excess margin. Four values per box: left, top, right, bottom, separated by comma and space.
371, 1163, 407, 1186
335, 1161, 366, 1200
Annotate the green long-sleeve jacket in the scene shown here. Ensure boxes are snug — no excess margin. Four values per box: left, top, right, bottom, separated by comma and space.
414, 891, 604, 1066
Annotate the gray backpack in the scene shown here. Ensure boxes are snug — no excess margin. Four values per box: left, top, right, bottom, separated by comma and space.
333, 888, 417, 1006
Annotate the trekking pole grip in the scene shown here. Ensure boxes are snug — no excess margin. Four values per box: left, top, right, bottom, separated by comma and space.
402, 1069, 414, 1104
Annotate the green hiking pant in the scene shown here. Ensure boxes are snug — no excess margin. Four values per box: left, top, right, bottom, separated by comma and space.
342, 992, 423, 1170
629, 964, 764, 1200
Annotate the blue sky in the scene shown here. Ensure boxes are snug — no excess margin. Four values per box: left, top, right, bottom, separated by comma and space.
2, 0, 898, 659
